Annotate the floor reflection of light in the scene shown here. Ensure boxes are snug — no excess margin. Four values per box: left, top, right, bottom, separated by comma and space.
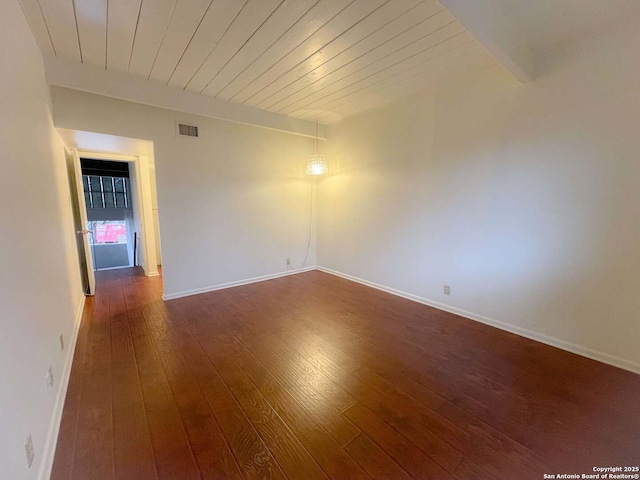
295, 329, 348, 399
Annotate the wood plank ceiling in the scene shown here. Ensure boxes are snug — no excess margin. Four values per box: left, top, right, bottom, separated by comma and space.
20, 0, 498, 124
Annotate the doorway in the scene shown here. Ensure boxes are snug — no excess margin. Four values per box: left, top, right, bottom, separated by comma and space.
58, 129, 162, 296
76, 150, 160, 279
81, 158, 136, 271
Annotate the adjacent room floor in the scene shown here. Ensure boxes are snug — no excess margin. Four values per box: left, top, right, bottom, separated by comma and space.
51, 268, 639, 480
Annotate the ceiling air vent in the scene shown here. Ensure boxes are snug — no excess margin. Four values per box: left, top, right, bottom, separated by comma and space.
177, 122, 199, 137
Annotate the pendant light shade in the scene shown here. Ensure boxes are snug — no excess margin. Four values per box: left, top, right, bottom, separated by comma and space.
306, 119, 327, 175
306, 154, 328, 175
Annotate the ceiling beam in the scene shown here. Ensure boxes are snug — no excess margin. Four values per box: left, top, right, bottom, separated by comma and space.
439, 0, 534, 83
43, 56, 326, 139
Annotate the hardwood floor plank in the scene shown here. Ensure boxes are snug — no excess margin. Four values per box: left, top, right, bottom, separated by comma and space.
157, 304, 253, 480
51, 268, 640, 480
196, 313, 368, 479
275, 290, 557, 477
264, 316, 446, 414
452, 456, 498, 480
154, 448, 203, 480
438, 400, 570, 478
310, 274, 640, 443
302, 350, 464, 473
110, 278, 144, 412
219, 313, 361, 446
228, 310, 357, 412
350, 377, 463, 473
138, 302, 248, 480
344, 402, 454, 480
126, 305, 201, 480
196, 369, 288, 480
257, 377, 370, 480
171, 381, 245, 480
71, 288, 114, 480
188, 313, 333, 480
257, 417, 329, 480
175, 316, 288, 480
306, 317, 549, 478
113, 401, 158, 479
400, 359, 609, 472
344, 433, 413, 480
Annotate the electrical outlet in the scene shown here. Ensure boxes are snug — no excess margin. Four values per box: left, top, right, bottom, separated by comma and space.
46, 367, 54, 390
286, 258, 291, 266
25, 435, 34, 468
59, 334, 64, 351
444, 285, 451, 295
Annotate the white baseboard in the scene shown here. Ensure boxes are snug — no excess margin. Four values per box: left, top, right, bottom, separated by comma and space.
37, 294, 86, 480
162, 266, 316, 301
316, 266, 640, 375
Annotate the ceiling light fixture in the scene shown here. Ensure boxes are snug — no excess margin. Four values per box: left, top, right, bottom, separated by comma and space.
306, 120, 328, 175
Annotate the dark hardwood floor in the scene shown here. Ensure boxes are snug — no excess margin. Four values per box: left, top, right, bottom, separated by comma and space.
51, 267, 640, 480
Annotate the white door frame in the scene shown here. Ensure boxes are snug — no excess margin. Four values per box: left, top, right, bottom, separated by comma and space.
77, 150, 159, 277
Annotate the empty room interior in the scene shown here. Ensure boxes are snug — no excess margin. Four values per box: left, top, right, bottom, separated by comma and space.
2, 0, 640, 479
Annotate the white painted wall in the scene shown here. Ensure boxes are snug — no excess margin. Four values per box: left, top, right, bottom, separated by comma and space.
318, 19, 640, 372
50, 89, 318, 298
0, 2, 84, 479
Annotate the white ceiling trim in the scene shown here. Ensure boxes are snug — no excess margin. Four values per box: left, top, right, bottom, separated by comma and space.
44, 55, 326, 139
439, 0, 534, 83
